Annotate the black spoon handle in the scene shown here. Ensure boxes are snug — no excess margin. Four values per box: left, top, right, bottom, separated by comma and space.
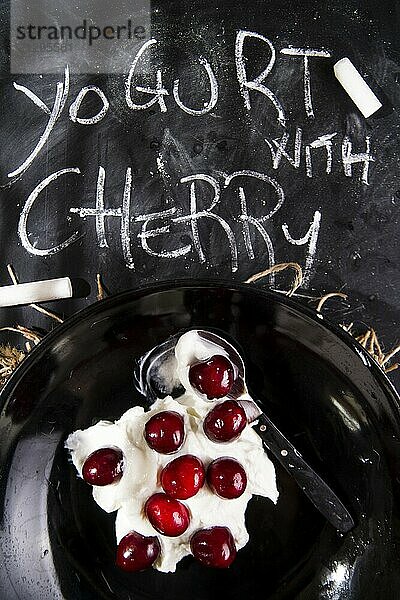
252, 412, 354, 533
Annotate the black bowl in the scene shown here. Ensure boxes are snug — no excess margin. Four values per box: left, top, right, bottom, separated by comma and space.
0, 282, 399, 600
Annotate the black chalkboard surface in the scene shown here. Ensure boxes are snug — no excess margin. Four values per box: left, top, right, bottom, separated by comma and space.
0, 0, 399, 386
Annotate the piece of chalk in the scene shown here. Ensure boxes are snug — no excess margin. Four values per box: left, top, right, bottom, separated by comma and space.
0, 277, 72, 308
334, 57, 382, 118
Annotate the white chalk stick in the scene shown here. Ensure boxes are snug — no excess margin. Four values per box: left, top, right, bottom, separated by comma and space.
334, 57, 382, 118
0, 277, 72, 308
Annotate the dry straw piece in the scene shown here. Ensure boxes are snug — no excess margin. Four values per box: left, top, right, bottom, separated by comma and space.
316, 292, 348, 312
0, 344, 25, 389
244, 262, 303, 296
0, 326, 42, 389
314, 290, 399, 374
0, 325, 43, 344
96, 273, 108, 301
349, 325, 400, 374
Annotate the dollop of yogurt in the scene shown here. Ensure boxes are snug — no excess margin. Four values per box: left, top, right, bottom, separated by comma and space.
65, 331, 279, 573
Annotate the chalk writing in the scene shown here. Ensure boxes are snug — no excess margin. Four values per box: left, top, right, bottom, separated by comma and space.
16, 165, 319, 277
125, 38, 168, 112
309, 133, 337, 174
173, 57, 218, 116
13, 82, 51, 115
8, 66, 69, 180
342, 136, 373, 185
136, 208, 192, 259
282, 210, 321, 286
3, 29, 382, 288
280, 48, 331, 118
69, 85, 109, 124
235, 30, 286, 126
18, 167, 82, 255
265, 128, 302, 169
175, 174, 238, 272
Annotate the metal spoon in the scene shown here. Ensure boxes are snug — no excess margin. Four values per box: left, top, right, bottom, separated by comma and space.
133, 329, 354, 533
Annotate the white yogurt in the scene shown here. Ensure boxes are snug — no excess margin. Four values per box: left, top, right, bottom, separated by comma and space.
65, 332, 278, 573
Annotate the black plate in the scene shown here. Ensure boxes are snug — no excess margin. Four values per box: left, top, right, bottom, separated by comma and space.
0, 282, 399, 600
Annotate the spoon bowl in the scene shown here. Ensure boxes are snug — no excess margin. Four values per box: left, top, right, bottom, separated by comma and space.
133, 333, 183, 403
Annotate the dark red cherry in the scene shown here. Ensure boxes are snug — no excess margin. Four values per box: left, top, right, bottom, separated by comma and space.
82, 447, 124, 486
144, 411, 184, 454
207, 457, 247, 499
145, 493, 190, 537
116, 531, 160, 572
161, 454, 205, 500
189, 355, 234, 399
203, 400, 247, 443
190, 526, 237, 568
